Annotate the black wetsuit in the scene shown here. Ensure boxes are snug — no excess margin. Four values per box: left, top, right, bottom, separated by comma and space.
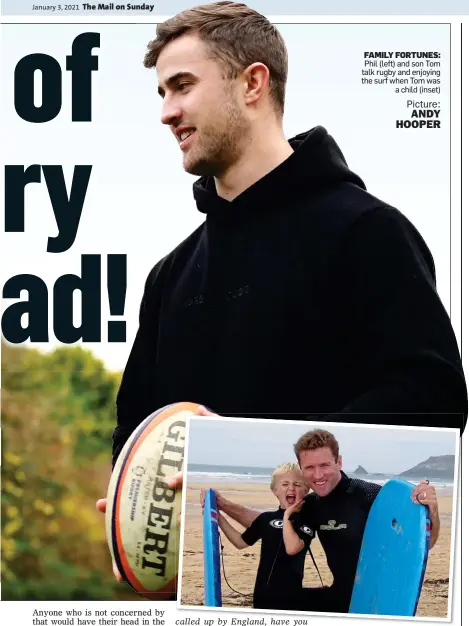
298, 473, 382, 613
240, 508, 315, 610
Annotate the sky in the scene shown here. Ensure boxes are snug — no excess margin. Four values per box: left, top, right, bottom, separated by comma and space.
186, 417, 459, 475
0, 22, 454, 372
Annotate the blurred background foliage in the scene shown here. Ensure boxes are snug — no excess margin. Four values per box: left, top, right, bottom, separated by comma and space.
1, 341, 141, 600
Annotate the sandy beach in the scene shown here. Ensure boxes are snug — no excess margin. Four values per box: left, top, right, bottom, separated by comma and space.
179, 481, 454, 618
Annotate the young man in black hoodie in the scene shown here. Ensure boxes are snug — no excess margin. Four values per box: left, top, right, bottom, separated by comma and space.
96, 2, 466, 591
112, 2, 466, 459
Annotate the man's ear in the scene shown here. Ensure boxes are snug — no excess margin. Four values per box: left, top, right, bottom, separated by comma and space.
242, 62, 270, 107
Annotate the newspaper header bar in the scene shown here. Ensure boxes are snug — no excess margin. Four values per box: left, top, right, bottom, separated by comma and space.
2, 0, 469, 16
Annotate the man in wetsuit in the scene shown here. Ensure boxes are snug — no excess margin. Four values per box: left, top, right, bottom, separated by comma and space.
213, 429, 440, 613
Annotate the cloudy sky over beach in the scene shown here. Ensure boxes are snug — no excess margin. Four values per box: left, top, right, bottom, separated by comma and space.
187, 417, 459, 475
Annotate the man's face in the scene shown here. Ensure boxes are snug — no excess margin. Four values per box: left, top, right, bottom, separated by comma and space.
156, 33, 250, 177
298, 447, 342, 497
272, 472, 309, 510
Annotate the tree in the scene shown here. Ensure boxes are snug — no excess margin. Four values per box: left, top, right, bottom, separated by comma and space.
1, 342, 127, 600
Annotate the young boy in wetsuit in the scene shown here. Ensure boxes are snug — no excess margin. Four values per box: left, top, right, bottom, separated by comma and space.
215, 462, 314, 611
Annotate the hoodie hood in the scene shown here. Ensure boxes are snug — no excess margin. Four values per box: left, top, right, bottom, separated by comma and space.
193, 126, 366, 218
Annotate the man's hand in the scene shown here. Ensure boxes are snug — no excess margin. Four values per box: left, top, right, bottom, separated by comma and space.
411, 480, 440, 549
95, 498, 124, 582
165, 472, 184, 527
167, 472, 183, 491
411, 479, 438, 513
94, 407, 218, 588
165, 404, 216, 494
194, 405, 218, 417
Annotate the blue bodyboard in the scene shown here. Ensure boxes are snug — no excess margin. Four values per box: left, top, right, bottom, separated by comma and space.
203, 488, 222, 606
349, 478, 430, 616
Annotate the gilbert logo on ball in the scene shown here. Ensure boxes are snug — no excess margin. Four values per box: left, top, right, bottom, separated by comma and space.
106, 401, 200, 598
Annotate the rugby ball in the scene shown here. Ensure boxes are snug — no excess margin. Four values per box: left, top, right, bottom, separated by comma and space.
106, 401, 199, 599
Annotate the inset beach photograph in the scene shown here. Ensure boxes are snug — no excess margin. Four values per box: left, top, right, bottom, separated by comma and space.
179, 417, 459, 619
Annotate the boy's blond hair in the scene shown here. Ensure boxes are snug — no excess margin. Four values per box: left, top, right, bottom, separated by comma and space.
270, 461, 309, 491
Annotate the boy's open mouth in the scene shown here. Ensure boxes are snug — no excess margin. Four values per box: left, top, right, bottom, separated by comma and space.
286, 495, 296, 504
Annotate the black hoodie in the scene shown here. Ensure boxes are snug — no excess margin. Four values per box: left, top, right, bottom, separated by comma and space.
112, 127, 467, 465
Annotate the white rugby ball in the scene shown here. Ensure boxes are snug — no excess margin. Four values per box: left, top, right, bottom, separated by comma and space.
106, 401, 199, 599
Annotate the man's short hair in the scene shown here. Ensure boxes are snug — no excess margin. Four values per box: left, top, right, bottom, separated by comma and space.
143, 1, 288, 115
294, 430, 340, 463
270, 461, 309, 490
